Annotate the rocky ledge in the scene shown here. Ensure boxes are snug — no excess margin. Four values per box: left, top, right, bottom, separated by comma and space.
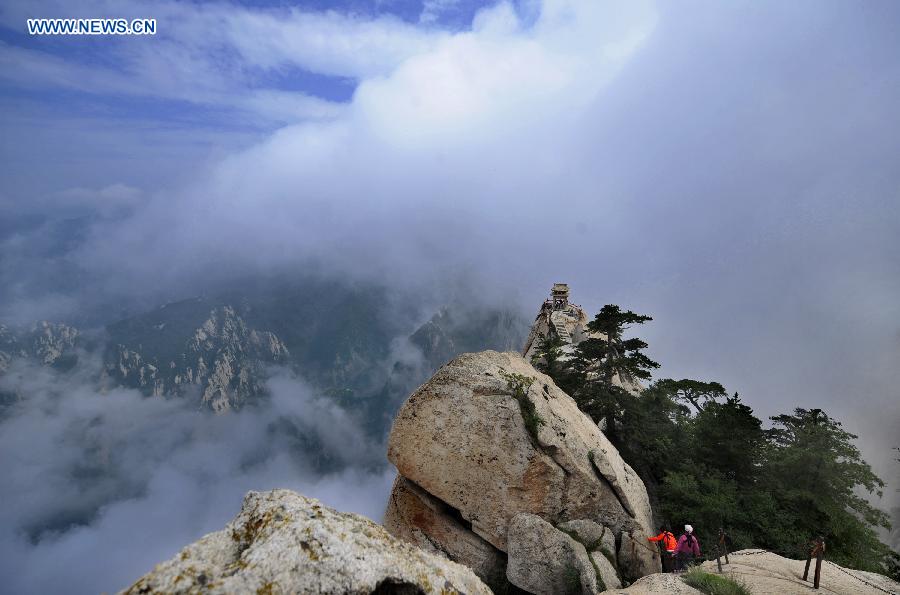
122, 489, 491, 595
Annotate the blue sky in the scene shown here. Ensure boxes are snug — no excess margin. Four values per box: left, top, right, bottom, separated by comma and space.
0, 0, 520, 199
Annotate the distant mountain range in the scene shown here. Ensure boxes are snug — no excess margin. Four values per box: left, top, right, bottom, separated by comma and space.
0, 278, 530, 435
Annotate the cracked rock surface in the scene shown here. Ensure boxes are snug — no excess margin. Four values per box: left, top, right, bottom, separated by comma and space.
122, 489, 491, 595
385, 350, 660, 590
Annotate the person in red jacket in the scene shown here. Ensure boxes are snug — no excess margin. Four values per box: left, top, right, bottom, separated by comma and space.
647, 526, 677, 572
675, 524, 701, 572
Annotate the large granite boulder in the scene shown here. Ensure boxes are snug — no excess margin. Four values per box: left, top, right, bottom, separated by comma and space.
383, 475, 507, 592
506, 513, 597, 595
385, 350, 660, 587
559, 519, 621, 590
122, 489, 491, 595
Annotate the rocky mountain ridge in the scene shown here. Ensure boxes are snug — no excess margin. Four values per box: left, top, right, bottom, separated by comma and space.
105, 303, 289, 412
0, 321, 80, 373
0, 287, 529, 417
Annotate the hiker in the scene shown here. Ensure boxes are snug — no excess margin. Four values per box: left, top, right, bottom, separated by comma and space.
675, 524, 701, 572
647, 526, 677, 572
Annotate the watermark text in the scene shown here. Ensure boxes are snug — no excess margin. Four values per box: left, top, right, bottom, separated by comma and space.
27, 18, 156, 35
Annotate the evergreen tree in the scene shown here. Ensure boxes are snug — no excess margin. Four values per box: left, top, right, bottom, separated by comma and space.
617, 382, 690, 510
691, 395, 765, 483
764, 408, 892, 572
569, 305, 658, 442
529, 333, 580, 396
655, 378, 727, 414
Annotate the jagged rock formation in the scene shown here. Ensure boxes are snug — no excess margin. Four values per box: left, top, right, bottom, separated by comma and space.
522, 284, 642, 393
105, 304, 288, 412
522, 284, 595, 362
384, 350, 660, 592
606, 549, 900, 594
0, 322, 80, 413
123, 489, 491, 595
0, 321, 80, 373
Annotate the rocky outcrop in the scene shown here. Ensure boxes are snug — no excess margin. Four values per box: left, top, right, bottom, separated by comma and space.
123, 489, 491, 595
522, 287, 642, 394
106, 305, 288, 412
385, 350, 659, 591
0, 322, 80, 378
0, 321, 80, 373
507, 513, 598, 595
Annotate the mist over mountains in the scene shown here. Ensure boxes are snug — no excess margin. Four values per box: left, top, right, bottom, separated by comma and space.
1, 0, 899, 592
0, 275, 529, 593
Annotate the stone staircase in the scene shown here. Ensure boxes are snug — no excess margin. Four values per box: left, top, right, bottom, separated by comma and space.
550, 311, 571, 343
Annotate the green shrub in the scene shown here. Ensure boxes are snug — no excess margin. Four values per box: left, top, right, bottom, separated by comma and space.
501, 371, 544, 441
682, 567, 750, 595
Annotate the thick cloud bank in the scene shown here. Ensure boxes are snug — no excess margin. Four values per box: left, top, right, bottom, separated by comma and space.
0, 0, 898, 577
0, 358, 394, 595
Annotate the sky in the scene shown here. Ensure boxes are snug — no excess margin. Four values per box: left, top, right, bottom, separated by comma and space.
0, 0, 899, 589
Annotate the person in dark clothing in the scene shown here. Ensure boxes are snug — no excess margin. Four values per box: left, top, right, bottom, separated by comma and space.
675, 524, 701, 572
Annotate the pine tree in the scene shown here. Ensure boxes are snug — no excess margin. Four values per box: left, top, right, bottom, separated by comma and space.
654, 378, 727, 414
570, 305, 658, 442
764, 408, 892, 572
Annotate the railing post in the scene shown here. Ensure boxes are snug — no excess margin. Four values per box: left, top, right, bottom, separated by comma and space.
803, 541, 813, 581
813, 536, 825, 590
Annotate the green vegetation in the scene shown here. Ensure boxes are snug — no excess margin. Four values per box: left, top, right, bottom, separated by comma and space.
562, 563, 581, 595
588, 555, 606, 592
501, 371, 544, 442
682, 567, 750, 595
533, 303, 895, 577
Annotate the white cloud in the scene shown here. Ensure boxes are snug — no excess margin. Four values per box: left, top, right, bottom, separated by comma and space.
2, 0, 898, 566
0, 0, 450, 123
0, 359, 395, 595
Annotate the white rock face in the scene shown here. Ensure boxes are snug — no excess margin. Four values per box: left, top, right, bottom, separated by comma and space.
506, 513, 598, 595
522, 298, 594, 362
386, 350, 660, 587
122, 489, 491, 595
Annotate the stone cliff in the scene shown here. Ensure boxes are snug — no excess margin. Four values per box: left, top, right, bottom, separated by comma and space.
384, 350, 660, 594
